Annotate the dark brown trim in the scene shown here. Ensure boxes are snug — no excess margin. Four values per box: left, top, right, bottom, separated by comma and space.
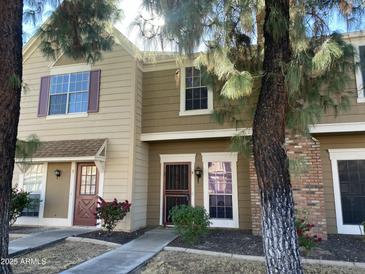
162, 162, 191, 225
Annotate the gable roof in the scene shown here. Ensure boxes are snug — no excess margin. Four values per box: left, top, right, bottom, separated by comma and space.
23, 26, 142, 63
23, 138, 107, 159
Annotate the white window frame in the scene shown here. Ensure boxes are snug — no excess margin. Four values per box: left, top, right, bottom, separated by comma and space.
329, 149, 365, 235
202, 152, 239, 228
46, 64, 92, 119
179, 67, 213, 116
352, 42, 365, 103
17, 163, 48, 223
159, 154, 196, 225
48, 72, 90, 116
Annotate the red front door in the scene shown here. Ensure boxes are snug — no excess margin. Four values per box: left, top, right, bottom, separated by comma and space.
74, 163, 99, 226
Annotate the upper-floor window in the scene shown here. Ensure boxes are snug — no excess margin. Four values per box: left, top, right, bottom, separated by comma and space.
355, 45, 365, 103
180, 67, 213, 116
37, 67, 101, 118
49, 72, 90, 115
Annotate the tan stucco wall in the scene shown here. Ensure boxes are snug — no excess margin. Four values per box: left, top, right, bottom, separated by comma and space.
44, 163, 71, 218
146, 139, 252, 230
314, 133, 365, 234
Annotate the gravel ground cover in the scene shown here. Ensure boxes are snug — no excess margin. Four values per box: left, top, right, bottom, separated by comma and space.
135, 251, 365, 274
169, 229, 365, 262
11, 240, 113, 274
79, 227, 151, 245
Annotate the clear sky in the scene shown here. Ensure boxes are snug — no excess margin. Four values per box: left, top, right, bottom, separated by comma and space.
116, 0, 143, 46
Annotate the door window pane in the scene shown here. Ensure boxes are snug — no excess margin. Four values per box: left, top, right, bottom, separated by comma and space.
208, 161, 233, 219
80, 165, 97, 195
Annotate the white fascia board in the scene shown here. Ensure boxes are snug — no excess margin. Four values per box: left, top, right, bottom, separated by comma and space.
141, 128, 252, 141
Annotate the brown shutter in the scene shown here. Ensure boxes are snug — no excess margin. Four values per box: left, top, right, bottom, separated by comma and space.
38, 76, 50, 117
88, 70, 101, 113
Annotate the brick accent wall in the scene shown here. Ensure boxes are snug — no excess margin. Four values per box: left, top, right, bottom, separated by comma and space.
249, 135, 327, 240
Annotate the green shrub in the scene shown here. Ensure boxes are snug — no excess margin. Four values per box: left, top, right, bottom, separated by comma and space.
96, 196, 131, 234
170, 205, 211, 245
10, 187, 32, 225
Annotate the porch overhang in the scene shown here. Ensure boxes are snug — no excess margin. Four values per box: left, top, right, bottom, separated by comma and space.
16, 139, 107, 172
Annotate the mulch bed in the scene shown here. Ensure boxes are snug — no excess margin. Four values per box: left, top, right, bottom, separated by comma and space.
79, 227, 151, 245
169, 229, 365, 262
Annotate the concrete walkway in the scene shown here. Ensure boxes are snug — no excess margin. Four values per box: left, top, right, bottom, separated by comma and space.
62, 228, 177, 274
9, 227, 95, 256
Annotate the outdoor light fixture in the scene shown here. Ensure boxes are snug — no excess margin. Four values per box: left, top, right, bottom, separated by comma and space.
54, 169, 62, 178
194, 167, 202, 182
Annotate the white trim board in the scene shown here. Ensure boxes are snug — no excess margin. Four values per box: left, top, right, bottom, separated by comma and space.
350, 42, 365, 103
310, 122, 365, 134
329, 149, 365, 235
202, 152, 239, 228
141, 128, 252, 141
16, 156, 106, 163
49, 64, 92, 75
159, 154, 196, 226
141, 122, 365, 142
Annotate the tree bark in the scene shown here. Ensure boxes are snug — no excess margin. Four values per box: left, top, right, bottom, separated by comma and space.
0, 1, 23, 273
252, 0, 303, 273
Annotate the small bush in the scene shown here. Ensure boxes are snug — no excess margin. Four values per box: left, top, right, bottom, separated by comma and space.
170, 205, 210, 245
296, 211, 321, 253
10, 187, 32, 225
96, 197, 131, 234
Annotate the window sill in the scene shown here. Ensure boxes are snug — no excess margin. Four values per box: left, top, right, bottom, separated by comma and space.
357, 97, 365, 103
179, 109, 213, 117
45, 113, 88, 120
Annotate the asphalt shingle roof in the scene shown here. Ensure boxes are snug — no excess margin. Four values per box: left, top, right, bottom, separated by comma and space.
31, 139, 107, 158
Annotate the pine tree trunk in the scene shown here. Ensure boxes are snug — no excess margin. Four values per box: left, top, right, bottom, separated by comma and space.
0, 1, 23, 273
252, 0, 303, 273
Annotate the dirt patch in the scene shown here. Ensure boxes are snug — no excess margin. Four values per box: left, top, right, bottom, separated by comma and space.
169, 229, 365, 262
135, 251, 364, 274
12, 241, 112, 274
79, 227, 150, 245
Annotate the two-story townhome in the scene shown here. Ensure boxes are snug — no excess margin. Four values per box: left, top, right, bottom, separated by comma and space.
13, 28, 365, 238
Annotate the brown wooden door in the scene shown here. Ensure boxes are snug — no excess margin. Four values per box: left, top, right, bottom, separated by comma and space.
74, 163, 99, 226
163, 162, 191, 225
